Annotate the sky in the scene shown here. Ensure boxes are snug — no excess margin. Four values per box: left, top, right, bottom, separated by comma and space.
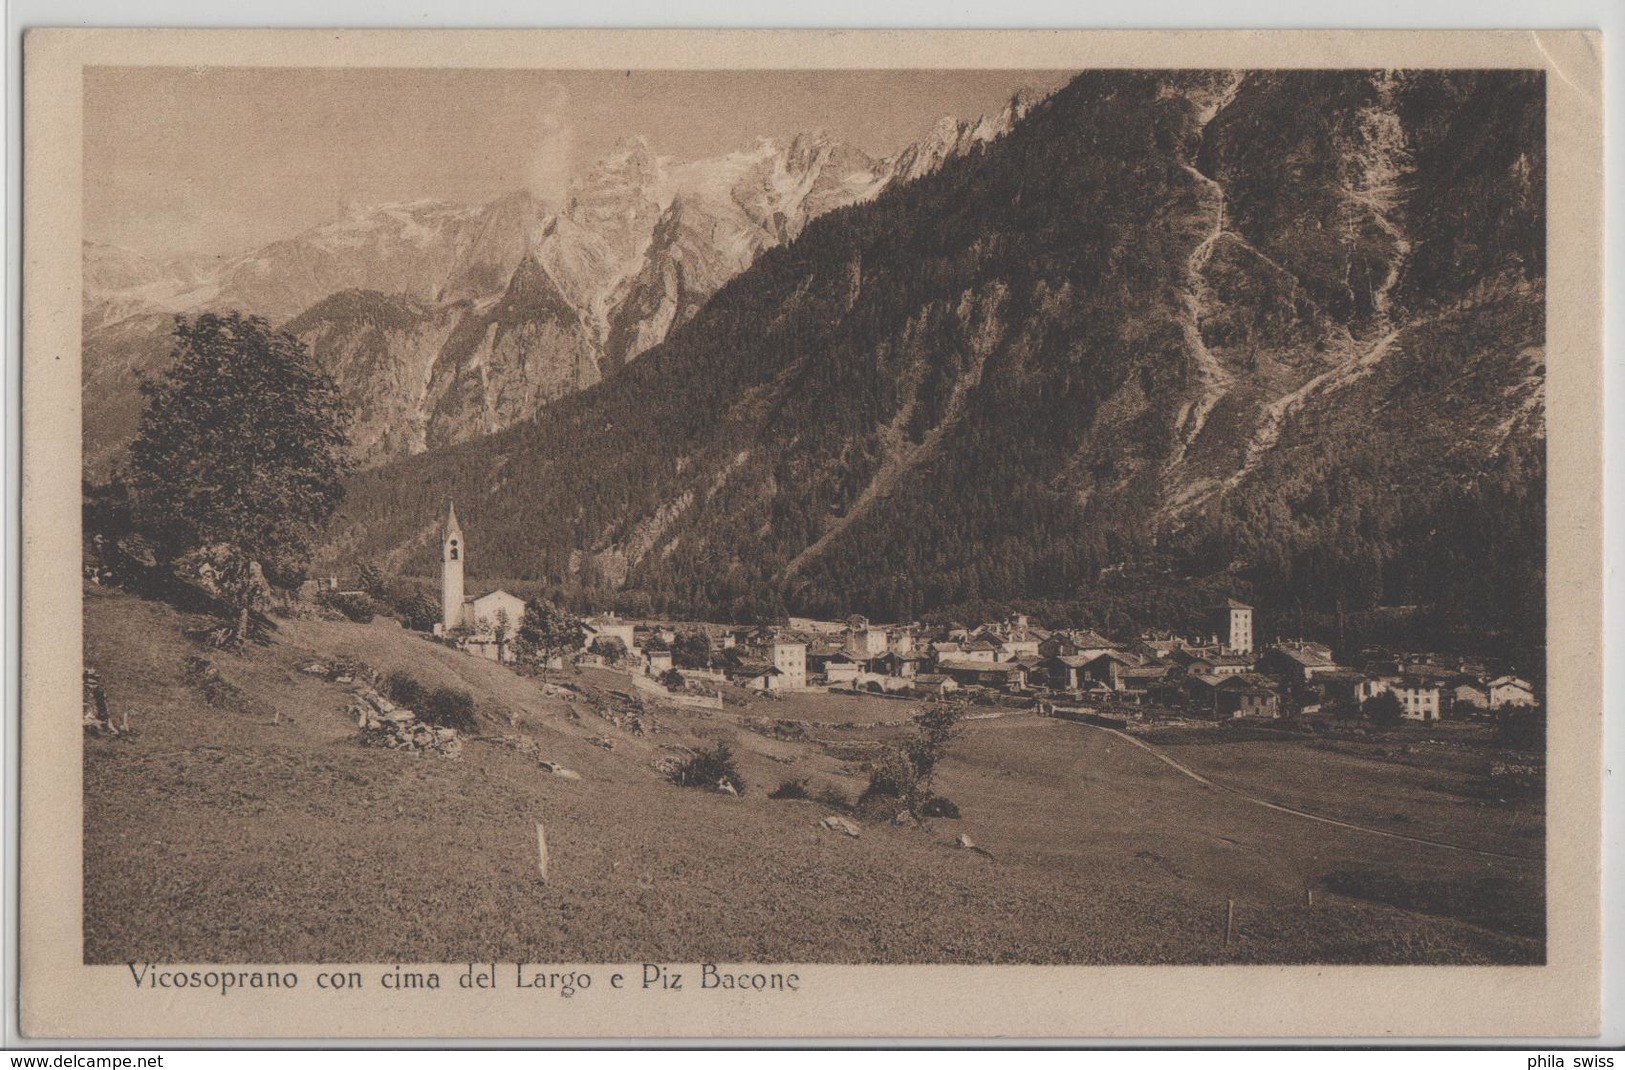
84, 67, 1077, 257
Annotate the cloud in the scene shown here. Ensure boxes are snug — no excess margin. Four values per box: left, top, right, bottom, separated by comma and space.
526, 82, 576, 207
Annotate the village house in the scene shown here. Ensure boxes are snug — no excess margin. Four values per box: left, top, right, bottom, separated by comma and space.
873, 650, 927, 679
643, 648, 674, 676
910, 673, 958, 698
938, 658, 1028, 692
804, 639, 847, 674
961, 637, 1003, 663
824, 651, 863, 687
582, 613, 637, 656
1045, 654, 1091, 691
843, 615, 890, 658
1257, 641, 1339, 683
1080, 649, 1141, 691
1449, 681, 1490, 713
1488, 676, 1538, 709
1392, 675, 1443, 721
1185, 652, 1253, 677
1116, 663, 1172, 703
727, 661, 783, 693
1217, 680, 1279, 719
1302, 668, 1366, 710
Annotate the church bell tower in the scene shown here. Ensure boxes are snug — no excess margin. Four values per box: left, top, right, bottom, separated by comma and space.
441, 502, 465, 633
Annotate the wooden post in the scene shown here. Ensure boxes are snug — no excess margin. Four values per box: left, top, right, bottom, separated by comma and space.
535, 822, 550, 885
1307, 888, 1313, 908
1224, 899, 1234, 946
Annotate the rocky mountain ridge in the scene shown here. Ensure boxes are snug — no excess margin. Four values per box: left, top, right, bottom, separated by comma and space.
82, 90, 1040, 472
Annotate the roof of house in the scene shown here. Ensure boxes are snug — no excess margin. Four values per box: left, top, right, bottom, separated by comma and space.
1489, 675, 1534, 690
1222, 598, 1254, 610
913, 673, 949, 685
1268, 644, 1337, 668
938, 658, 1024, 674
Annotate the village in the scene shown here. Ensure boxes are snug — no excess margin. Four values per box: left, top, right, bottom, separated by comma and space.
423, 505, 1542, 731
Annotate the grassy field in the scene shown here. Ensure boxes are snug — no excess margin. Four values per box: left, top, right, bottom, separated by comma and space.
83, 583, 1543, 965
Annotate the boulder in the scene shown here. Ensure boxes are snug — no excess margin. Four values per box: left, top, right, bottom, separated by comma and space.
821, 815, 861, 838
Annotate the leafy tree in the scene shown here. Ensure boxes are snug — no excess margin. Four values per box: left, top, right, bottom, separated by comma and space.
1363, 690, 1405, 728
126, 313, 352, 640
399, 592, 441, 633
357, 562, 386, 598
492, 608, 515, 663
673, 631, 714, 670
659, 667, 685, 691
515, 598, 585, 681
589, 636, 628, 664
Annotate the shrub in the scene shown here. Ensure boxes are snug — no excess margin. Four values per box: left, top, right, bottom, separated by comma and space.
815, 784, 853, 811
919, 795, 961, 819
859, 755, 914, 806
322, 590, 376, 624
659, 667, 685, 692
671, 742, 746, 795
1363, 691, 1404, 727
384, 671, 426, 711
768, 778, 811, 800
421, 685, 478, 733
398, 592, 441, 632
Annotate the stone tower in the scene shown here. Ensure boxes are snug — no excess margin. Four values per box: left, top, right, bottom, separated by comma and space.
1222, 598, 1254, 655
441, 502, 465, 632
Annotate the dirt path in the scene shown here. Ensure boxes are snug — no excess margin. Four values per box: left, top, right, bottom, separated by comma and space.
1071, 721, 1541, 865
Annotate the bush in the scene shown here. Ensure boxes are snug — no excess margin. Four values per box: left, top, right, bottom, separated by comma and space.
398, 592, 441, 632
768, 778, 811, 800
816, 784, 853, 811
1363, 691, 1404, 727
919, 795, 961, 819
421, 685, 478, 733
859, 758, 913, 805
384, 671, 426, 711
671, 742, 746, 795
322, 590, 376, 624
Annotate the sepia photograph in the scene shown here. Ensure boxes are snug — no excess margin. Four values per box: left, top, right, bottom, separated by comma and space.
18, 27, 1606, 1041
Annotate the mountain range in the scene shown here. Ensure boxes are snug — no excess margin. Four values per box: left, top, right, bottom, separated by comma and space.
82, 90, 1039, 473
324, 69, 1545, 666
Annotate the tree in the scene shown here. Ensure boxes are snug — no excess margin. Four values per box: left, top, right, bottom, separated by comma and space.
357, 562, 386, 598
126, 313, 352, 641
492, 608, 514, 664
673, 631, 713, 669
1363, 690, 1404, 728
589, 636, 628, 664
515, 598, 585, 681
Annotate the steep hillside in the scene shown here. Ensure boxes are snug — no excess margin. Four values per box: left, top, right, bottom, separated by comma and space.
82, 94, 1038, 476
328, 70, 1545, 664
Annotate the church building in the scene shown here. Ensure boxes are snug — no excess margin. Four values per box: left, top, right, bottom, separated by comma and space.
435, 502, 526, 661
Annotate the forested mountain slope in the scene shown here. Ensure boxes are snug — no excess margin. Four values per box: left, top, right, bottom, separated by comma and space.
326, 70, 1544, 664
